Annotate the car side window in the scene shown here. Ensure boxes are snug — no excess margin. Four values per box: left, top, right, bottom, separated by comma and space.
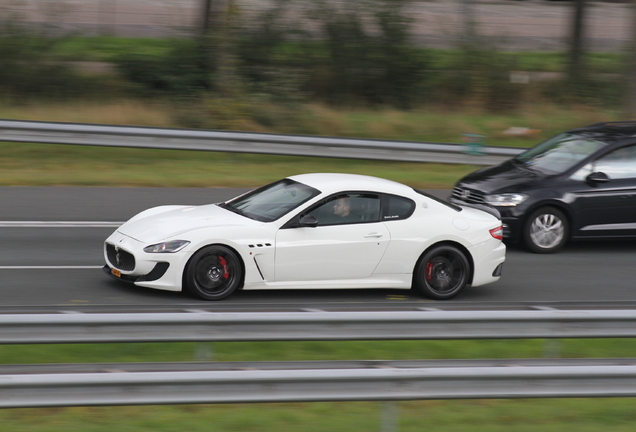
571, 145, 636, 181
593, 145, 636, 180
382, 194, 415, 221
305, 193, 381, 226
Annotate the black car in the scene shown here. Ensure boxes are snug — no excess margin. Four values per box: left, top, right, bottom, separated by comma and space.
450, 121, 636, 253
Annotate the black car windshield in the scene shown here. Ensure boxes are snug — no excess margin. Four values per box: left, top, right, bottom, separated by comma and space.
515, 133, 607, 175
219, 179, 321, 222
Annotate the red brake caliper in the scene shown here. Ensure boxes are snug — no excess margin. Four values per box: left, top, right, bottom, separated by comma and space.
426, 261, 433, 281
218, 256, 230, 279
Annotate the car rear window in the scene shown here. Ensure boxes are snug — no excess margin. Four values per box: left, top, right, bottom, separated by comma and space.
382, 194, 416, 220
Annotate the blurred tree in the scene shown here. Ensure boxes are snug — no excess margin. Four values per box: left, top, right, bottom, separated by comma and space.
568, 0, 587, 84
304, 0, 428, 107
627, 0, 636, 119
202, 0, 213, 34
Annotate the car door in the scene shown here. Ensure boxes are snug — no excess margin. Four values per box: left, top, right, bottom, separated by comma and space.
274, 193, 390, 281
569, 144, 636, 237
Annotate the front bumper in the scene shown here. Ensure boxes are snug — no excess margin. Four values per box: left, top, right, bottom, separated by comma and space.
501, 218, 521, 243
103, 230, 189, 292
103, 262, 170, 284
498, 208, 525, 243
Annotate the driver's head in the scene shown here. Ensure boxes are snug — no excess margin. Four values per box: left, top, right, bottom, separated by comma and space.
333, 196, 351, 217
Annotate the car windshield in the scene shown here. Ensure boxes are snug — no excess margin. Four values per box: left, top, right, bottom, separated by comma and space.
514, 133, 607, 175
219, 179, 321, 222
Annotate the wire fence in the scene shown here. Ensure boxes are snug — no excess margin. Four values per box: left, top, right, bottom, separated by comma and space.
3, 0, 633, 52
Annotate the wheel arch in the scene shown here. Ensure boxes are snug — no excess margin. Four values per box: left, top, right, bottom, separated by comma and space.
182, 243, 247, 290
412, 240, 475, 287
521, 201, 573, 241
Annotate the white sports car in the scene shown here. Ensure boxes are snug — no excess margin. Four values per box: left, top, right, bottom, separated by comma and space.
103, 173, 506, 300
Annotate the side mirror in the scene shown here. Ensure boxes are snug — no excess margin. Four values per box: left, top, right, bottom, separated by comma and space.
299, 215, 318, 228
586, 172, 610, 185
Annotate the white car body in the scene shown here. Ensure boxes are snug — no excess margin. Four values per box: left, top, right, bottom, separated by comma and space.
104, 173, 505, 300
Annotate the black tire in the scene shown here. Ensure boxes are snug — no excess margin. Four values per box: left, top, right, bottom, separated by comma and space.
414, 245, 470, 300
184, 245, 243, 300
523, 207, 569, 254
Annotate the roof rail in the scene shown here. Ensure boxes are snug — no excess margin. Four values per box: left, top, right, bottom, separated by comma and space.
584, 121, 636, 128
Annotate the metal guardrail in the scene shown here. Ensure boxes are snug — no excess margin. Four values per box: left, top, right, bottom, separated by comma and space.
0, 119, 524, 165
2, 309, 636, 344
3, 361, 636, 408
1, 309, 636, 407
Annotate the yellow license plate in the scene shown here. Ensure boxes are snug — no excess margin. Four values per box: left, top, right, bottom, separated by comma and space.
111, 268, 122, 278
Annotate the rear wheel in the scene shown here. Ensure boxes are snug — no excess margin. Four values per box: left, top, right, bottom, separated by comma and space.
414, 245, 469, 300
184, 245, 242, 300
523, 207, 568, 254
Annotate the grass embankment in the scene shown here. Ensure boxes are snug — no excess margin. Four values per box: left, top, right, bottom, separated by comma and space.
0, 101, 620, 188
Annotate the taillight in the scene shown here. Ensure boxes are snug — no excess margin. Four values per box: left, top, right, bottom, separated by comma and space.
489, 226, 503, 240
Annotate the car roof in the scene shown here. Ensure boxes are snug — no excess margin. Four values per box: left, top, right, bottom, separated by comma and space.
288, 173, 413, 196
569, 121, 636, 146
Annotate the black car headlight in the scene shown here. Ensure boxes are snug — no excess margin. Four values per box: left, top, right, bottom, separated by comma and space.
484, 193, 528, 207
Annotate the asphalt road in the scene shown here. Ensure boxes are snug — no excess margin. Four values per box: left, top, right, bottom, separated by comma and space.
1, 186, 635, 311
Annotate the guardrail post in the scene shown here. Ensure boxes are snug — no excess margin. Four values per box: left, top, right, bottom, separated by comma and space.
544, 339, 562, 359
381, 401, 398, 432
195, 342, 214, 361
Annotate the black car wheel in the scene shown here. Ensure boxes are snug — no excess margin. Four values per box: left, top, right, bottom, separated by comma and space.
523, 207, 569, 254
184, 245, 242, 300
414, 245, 469, 300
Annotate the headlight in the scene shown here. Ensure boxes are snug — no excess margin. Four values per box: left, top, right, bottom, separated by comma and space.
143, 240, 190, 253
484, 193, 528, 207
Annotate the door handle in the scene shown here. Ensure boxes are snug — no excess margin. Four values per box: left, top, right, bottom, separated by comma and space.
364, 233, 383, 238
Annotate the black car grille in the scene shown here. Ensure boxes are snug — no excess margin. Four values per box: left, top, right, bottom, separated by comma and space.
106, 243, 135, 271
451, 186, 487, 205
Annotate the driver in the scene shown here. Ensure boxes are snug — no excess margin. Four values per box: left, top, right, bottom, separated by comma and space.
333, 196, 351, 218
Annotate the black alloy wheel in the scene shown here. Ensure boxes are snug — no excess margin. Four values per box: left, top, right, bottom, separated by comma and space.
184, 245, 243, 300
414, 245, 470, 300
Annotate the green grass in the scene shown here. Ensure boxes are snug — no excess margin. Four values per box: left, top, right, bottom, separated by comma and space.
1, 399, 635, 432
2, 339, 636, 364
0, 142, 481, 188
52, 36, 181, 62
0, 339, 635, 431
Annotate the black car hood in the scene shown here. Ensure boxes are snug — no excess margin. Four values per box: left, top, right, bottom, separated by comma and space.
457, 160, 549, 194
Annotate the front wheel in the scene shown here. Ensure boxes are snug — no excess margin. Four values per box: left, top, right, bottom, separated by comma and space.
523, 207, 569, 254
184, 245, 243, 300
413, 245, 470, 300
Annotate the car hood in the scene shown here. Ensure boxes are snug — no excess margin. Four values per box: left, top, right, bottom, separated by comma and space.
118, 204, 261, 243
457, 160, 547, 194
